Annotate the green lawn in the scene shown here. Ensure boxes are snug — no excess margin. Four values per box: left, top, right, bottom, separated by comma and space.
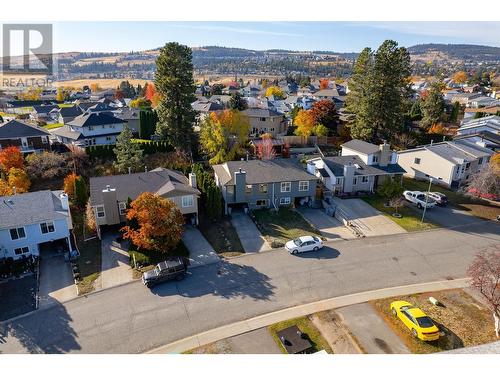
198, 210, 244, 255
128, 240, 189, 269
403, 178, 500, 220
57, 103, 74, 108
252, 208, 322, 247
72, 208, 101, 295
268, 316, 333, 354
43, 123, 64, 130
362, 195, 439, 232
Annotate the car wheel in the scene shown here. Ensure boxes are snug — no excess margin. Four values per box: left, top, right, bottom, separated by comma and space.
313, 247, 319, 251
145, 282, 153, 288
417, 203, 422, 209
391, 307, 397, 317
412, 328, 418, 338
175, 274, 185, 281
292, 250, 298, 255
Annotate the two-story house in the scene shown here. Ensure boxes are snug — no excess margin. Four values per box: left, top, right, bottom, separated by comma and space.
241, 108, 287, 137
0, 190, 74, 260
58, 105, 84, 125
397, 140, 494, 188
89, 167, 200, 228
0, 120, 51, 153
52, 112, 127, 147
212, 159, 318, 214
306, 140, 406, 195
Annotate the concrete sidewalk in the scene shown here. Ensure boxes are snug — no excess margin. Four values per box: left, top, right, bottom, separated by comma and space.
231, 211, 271, 253
182, 227, 220, 268
147, 277, 469, 354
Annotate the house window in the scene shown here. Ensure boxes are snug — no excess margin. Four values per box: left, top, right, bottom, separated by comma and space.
361, 176, 369, 183
298, 181, 309, 191
42, 136, 48, 144
372, 156, 378, 163
227, 186, 234, 195
14, 246, 30, 255
353, 177, 358, 186
245, 184, 253, 194
260, 117, 266, 121
478, 157, 483, 165
182, 195, 194, 208
280, 197, 291, 205
105, 136, 112, 141
465, 162, 470, 170
118, 202, 127, 216
10, 227, 26, 240
89, 126, 94, 131
259, 184, 268, 193
256, 199, 268, 206
414, 158, 421, 164
95, 205, 105, 218
40, 221, 55, 234
281, 182, 291, 193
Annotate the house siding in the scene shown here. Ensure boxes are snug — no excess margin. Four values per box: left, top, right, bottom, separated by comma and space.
397, 149, 455, 187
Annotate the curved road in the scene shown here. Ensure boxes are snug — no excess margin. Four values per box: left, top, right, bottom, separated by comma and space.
1, 221, 498, 353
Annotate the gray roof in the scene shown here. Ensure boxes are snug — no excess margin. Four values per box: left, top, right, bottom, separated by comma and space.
455, 130, 500, 145
213, 159, 318, 186
191, 100, 224, 112
0, 120, 50, 139
68, 112, 126, 128
314, 88, 340, 98
32, 104, 59, 114
241, 108, 283, 118
0, 190, 69, 229
59, 105, 83, 118
400, 141, 493, 164
115, 107, 140, 120
341, 140, 380, 155
89, 168, 200, 206
321, 155, 398, 177
52, 125, 83, 140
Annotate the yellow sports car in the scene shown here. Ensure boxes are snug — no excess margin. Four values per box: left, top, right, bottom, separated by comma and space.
390, 300, 440, 341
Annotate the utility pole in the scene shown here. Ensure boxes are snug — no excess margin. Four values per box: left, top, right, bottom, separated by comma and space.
421, 178, 433, 223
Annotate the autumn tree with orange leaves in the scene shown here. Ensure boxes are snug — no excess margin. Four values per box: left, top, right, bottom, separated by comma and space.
452, 71, 468, 85
319, 78, 330, 90
7, 168, 31, 193
294, 109, 315, 137
122, 192, 184, 253
0, 146, 24, 173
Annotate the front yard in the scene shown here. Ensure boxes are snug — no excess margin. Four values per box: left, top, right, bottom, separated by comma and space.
198, 210, 244, 256
252, 208, 322, 247
403, 178, 500, 220
370, 289, 498, 353
72, 208, 101, 295
362, 195, 439, 232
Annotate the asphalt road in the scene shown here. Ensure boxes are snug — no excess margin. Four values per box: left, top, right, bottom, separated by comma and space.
1, 220, 498, 354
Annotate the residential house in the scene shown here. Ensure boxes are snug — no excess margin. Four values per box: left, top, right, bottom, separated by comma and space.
467, 96, 500, 109
115, 107, 141, 134
0, 120, 51, 153
456, 115, 500, 136
89, 168, 200, 227
397, 140, 494, 188
58, 105, 84, 125
306, 140, 406, 195
454, 131, 500, 152
0, 190, 74, 260
90, 89, 115, 101
463, 107, 500, 121
31, 104, 59, 123
52, 112, 127, 147
191, 99, 224, 122
241, 108, 287, 137
212, 159, 318, 214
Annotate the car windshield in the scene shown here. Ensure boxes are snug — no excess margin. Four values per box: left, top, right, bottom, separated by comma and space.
312, 236, 319, 242
293, 239, 302, 246
416, 316, 435, 328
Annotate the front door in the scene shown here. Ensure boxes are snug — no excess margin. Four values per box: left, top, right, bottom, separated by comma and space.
21, 137, 28, 148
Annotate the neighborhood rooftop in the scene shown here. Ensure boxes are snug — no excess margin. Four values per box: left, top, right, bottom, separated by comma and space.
399, 141, 493, 164
68, 112, 126, 127
0, 120, 50, 139
341, 139, 381, 154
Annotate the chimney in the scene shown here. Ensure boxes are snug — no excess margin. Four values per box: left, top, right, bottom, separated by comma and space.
59, 192, 69, 211
188, 172, 197, 188
343, 163, 355, 193
379, 142, 392, 167
234, 168, 246, 202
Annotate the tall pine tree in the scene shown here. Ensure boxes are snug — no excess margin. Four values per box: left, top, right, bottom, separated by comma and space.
420, 81, 445, 130
154, 42, 196, 152
113, 126, 143, 173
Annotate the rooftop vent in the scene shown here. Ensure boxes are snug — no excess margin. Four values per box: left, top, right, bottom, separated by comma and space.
354, 163, 362, 169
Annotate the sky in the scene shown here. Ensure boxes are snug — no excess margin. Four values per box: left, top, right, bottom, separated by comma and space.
40, 21, 500, 53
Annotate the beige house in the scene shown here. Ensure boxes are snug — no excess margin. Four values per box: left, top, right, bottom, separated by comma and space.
241, 108, 286, 137
397, 140, 494, 188
89, 168, 200, 227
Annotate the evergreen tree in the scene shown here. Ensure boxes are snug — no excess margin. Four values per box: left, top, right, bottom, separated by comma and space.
420, 81, 445, 129
229, 92, 247, 110
450, 101, 461, 123
113, 126, 143, 173
139, 110, 158, 140
74, 176, 88, 208
154, 42, 196, 152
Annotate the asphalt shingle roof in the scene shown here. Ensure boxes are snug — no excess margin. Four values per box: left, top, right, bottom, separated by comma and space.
51, 125, 83, 140
213, 159, 317, 186
68, 112, 126, 128
59, 105, 83, 118
0, 190, 69, 229
241, 108, 283, 118
341, 140, 380, 155
89, 168, 200, 206
0, 120, 50, 139
321, 155, 398, 177
32, 105, 59, 114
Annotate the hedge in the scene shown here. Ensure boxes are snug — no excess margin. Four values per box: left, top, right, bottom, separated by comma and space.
85, 140, 173, 159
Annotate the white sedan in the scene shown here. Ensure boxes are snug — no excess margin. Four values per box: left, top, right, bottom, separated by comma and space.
285, 235, 323, 254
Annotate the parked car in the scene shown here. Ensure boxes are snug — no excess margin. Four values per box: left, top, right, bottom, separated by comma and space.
390, 300, 440, 341
403, 190, 436, 209
285, 235, 323, 254
142, 257, 187, 288
425, 192, 448, 206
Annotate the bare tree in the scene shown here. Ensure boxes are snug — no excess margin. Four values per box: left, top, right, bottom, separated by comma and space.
388, 196, 404, 215
462, 164, 500, 200
467, 245, 500, 337
392, 132, 417, 151
67, 144, 90, 176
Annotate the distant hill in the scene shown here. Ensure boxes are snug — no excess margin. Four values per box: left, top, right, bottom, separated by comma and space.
408, 43, 500, 61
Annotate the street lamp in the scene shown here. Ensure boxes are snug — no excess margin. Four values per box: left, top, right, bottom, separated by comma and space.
421, 177, 433, 223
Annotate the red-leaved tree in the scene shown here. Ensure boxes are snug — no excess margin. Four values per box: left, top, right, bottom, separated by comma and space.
467, 245, 500, 337
256, 136, 277, 160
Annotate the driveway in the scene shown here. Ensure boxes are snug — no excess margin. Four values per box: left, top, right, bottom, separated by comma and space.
38, 254, 76, 308
231, 211, 271, 253
182, 227, 220, 268
336, 303, 410, 354
332, 198, 406, 237
297, 207, 356, 240
100, 233, 133, 289
408, 203, 489, 228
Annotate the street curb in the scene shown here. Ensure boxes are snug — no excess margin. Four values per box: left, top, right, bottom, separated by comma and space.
145, 277, 470, 354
